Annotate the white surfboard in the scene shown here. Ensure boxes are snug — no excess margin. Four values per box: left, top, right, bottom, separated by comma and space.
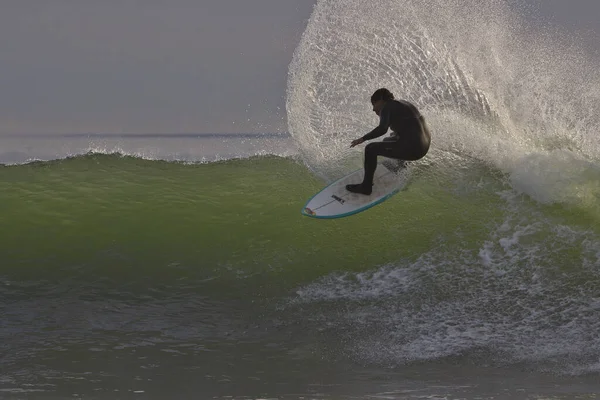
301, 161, 410, 219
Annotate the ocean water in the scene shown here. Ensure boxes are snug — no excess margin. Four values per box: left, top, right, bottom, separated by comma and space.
2, 0, 600, 399
2, 147, 600, 399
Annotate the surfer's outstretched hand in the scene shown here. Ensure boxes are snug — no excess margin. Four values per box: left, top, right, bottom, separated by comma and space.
350, 138, 364, 148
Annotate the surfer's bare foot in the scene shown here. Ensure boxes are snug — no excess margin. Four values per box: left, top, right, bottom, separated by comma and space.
346, 183, 372, 195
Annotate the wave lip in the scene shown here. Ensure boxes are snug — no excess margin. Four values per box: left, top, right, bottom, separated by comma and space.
0, 133, 297, 165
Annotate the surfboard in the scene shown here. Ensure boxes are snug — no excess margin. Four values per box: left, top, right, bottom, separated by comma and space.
301, 161, 410, 219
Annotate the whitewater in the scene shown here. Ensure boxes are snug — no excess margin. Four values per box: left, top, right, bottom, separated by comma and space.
2, 0, 600, 399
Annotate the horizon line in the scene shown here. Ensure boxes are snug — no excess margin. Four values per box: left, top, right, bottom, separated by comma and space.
0, 132, 292, 139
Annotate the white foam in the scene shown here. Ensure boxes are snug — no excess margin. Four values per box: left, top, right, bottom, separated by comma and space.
295, 264, 415, 303
290, 189, 600, 374
0, 135, 298, 165
286, 0, 600, 205
507, 149, 600, 206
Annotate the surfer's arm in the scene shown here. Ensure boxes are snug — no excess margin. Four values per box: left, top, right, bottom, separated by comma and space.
361, 106, 390, 141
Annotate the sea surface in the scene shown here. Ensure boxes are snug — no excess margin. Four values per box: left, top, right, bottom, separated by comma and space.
3, 0, 600, 398
1, 133, 599, 399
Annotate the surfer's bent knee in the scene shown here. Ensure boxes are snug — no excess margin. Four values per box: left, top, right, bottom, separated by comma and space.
365, 142, 379, 154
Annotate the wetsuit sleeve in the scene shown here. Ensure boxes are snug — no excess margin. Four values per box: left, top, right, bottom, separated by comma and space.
361, 104, 390, 141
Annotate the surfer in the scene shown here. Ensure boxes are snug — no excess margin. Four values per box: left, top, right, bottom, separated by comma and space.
346, 88, 430, 195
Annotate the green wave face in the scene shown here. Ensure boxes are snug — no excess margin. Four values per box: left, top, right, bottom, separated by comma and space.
1, 146, 599, 382
2, 152, 597, 288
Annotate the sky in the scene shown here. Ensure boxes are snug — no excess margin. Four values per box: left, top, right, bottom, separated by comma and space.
0, 0, 598, 135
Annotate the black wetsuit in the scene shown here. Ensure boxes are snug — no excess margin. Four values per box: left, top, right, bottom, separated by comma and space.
348, 100, 430, 194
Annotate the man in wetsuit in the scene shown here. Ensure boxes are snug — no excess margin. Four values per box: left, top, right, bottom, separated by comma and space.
346, 88, 431, 195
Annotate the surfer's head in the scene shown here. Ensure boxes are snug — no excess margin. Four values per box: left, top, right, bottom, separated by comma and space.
371, 88, 394, 116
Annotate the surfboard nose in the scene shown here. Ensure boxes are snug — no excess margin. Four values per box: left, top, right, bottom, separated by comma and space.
303, 207, 316, 216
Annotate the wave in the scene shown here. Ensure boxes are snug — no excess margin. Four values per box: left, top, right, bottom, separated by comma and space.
280, 0, 600, 375
1, 150, 599, 375
0, 133, 297, 166
2, 0, 600, 376
286, 0, 600, 207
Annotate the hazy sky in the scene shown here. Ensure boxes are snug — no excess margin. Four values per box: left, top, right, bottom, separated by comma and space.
1, 0, 598, 135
